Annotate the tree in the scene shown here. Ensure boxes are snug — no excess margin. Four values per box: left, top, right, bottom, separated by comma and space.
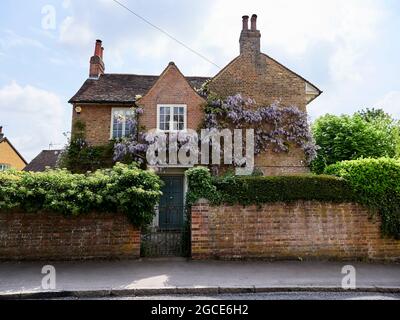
311, 109, 400, 173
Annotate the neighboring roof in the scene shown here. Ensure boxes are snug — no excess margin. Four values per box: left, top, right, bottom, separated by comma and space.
24, 150, 61, 172
69, 74, 210, 104
0, 137, 28, 165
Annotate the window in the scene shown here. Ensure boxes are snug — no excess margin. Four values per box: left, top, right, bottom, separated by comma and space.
157, 105, 187, 131
0, 164, 10, 171
110, 108, 135, 139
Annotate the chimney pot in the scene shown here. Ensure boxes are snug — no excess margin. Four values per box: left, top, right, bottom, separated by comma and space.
0, 126, 3, 139
90, 40, 105, 78
94, 39, 102, 57
242, 15, 249, 30
251, 14, 257, 30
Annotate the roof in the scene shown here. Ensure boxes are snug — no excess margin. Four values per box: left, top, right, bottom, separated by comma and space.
0, 137, 28, 165
69, 74, 210, 104
24, 150, 61, 172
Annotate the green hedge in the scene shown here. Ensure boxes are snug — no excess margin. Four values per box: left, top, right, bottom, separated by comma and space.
0, 163, 163, 227
325, 158, 400, 239
186, 167, 355, 207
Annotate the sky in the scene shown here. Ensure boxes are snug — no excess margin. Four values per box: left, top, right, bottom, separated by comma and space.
0, 0, 399, 162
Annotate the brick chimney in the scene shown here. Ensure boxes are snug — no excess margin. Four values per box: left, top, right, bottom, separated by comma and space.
0, 126, 4, 140
239, 14, 261, 56
89, 39, 105, 79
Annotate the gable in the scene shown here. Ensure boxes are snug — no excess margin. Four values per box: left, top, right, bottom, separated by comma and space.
0, 138, 27, 170
138, 62, 206, 131
209, 54, 321, 110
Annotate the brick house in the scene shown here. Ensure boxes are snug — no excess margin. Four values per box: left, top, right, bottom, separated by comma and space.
0, 126, 27, 171
69, 15, 321, 236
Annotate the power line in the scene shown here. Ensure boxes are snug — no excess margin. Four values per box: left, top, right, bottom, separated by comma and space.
111, 0, 221, 69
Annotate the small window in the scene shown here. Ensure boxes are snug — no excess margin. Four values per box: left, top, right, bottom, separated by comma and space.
157, 105, 187, 132
0, 164, 10, 171
110, 108, 135, 139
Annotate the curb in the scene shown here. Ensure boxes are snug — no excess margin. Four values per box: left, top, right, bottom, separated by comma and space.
1, 286, 400, 299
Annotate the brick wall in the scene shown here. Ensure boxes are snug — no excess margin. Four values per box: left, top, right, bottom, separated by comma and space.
208, 54, 311, 175
72, 104, 114, 146
138, 63, 205, 131
191, 200, 400, 261
0, 212, 140, 260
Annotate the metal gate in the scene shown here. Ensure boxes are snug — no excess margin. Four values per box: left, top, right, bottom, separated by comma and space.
141, 175, 189, 257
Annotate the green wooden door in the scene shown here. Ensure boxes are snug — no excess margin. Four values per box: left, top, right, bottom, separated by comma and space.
159, 176, 184, 230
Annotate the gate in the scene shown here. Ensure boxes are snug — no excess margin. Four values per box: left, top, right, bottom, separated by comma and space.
141, 175, 189, 257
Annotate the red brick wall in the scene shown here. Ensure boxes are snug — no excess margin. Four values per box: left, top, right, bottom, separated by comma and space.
0, 212, 140, 260
208, 54, 312, 175
191, 200, 400, 261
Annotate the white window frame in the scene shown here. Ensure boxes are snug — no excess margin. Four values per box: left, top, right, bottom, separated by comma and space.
156, 104, 187, 132
110, 107, 135, 139
0, 163, 10, 171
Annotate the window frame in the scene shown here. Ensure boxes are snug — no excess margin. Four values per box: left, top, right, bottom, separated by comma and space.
110, 107, 135, 140
0, 163, 10, 171
156, 104, 187, 132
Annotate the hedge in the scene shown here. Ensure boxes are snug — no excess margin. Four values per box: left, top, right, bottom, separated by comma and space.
186, 167, 355, 207
0, 163, 163, 227
325, 158, 400, 239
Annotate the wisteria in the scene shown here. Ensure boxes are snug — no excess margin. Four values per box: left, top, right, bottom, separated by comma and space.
204, 94, 318, 164
113, 94, 319, 166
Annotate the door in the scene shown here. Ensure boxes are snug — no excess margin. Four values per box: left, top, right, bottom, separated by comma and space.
159, 175, 184, 230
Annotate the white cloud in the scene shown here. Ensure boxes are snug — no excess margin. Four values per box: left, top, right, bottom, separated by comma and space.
59, 16, 94, 48
376, 91, 400, 119
0, 29, 46, 51
0, 82, 69, 162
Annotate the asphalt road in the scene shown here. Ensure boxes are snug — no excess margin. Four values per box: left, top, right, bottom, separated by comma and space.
61, 292, 400, 300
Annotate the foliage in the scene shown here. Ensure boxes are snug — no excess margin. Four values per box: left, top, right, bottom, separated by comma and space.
203, 94, 318, 164
325, 158, 400, 239
58, 120, 115, 173
311, 109, 400, 173
186, 167, 354, 207
0, 163, 163, 227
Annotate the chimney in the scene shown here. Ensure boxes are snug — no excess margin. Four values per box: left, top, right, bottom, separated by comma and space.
0, 126, 4, 140
89, 39, 105, 79
239, 14, 261, 56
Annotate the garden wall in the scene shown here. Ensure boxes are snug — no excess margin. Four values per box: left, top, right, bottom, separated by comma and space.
191, 200, 400, 261
0, 212, 140, 260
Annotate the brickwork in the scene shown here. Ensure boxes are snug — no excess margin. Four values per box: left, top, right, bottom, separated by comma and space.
191, 200, 400, 261
0, 212, 140, 260
138, 63, 205, 131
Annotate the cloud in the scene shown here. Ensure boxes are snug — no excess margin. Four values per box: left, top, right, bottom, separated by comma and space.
59, 16, 94, 48
0, 82, 69, 162
0, 29, 46, 51
376, 91, 400, 119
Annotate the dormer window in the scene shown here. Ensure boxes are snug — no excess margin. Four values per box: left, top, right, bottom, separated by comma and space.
157, 105, 187, 132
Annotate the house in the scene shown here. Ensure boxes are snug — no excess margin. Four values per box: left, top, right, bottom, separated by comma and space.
68, 14, 321, 247
0, 126, 27, 171
24, 150, 62, 172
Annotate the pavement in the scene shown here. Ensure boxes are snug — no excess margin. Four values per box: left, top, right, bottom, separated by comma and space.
0, 259, 399, 299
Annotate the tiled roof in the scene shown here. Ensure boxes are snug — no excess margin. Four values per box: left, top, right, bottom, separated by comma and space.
69, 74, 209, 104
24, 150, 62, 172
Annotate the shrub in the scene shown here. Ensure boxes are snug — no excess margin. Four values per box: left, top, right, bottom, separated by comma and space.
325, 158, 400, 238
311, 110, 400, 173
186, 167, 355, 207
0, 163, 163, 227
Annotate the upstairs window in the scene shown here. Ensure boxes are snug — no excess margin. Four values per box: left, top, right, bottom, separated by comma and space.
111, 108, 135, 139
157, 105, 187, 132
0, 164, 10, 171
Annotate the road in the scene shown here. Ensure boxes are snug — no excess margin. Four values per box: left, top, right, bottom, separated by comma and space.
59, 292, 400, 300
